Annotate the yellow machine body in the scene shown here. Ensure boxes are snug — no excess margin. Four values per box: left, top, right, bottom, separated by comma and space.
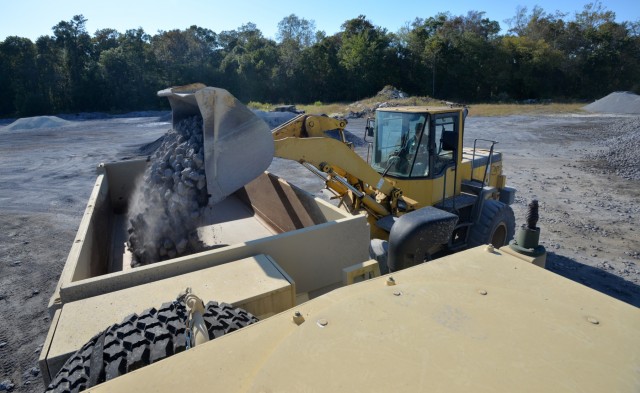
272, 107, 510, 245
88, 245, 640, 393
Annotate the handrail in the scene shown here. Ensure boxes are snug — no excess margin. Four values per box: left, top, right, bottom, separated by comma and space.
472, 139, 498, 186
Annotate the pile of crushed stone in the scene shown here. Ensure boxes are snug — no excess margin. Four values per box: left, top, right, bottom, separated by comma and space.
345, 86, 411, 118
583, 92, 640, 114
343, 86, 450, 119
4, 116, 70, 130
377, 85, 409, 100
253, 110, 298, 128
593, 117, 640, 180
127, 116, 208, 266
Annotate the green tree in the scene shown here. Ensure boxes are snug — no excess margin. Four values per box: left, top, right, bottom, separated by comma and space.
560, 2, 635, 97
497, 36, 564, 99
151, 26, 220, 87
93, 28, 121, 56
52, 15, 95, 110
0, 37, 43, 116
274, 14, 318, 102
1, 7, 638, 117
277, 14, 317, 47
398, 12, 501, 101
395, 16, 443, 96
338, 15, 393, 99
219, 23, 278, 101
296, 34, 347, 102
99, 28, 160, 110
34, 35, 62, 113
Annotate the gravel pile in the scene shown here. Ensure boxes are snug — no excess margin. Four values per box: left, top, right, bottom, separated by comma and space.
4, 116, 70, 131
583, 91, 640, 114
594, 117, 640, 180
252, 110, 297, 128
343, 86, 410, 119
126, 115, 208, 266
377, 85, 409, 100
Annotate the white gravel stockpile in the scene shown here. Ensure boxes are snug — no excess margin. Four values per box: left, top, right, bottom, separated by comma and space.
594, 117, 640, 180
4, 116, 71, 130
583, 91, 640, 114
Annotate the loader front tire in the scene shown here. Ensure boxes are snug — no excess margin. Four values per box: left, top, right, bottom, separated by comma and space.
46, 300, 257, 393
468, 200, 515, 248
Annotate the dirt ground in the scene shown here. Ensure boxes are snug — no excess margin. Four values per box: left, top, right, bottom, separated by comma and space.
0, 112, 638, 392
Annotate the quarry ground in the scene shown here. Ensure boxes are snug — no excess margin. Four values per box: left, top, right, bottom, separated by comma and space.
0, 112, 639, 391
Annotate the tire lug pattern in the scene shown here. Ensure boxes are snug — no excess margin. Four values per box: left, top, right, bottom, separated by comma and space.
46, 299, 258, 392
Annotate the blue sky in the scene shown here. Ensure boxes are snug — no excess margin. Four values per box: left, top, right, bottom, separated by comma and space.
1, 0, 638, 42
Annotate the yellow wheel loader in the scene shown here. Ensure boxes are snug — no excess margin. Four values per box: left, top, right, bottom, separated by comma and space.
273, 105, 516, 272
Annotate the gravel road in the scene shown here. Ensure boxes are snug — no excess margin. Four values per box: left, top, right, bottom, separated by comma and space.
0, 112, 638, 392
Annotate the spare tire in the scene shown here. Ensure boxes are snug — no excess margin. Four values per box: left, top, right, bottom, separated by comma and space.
46, 300, 257, 393
468, 199, 515, 248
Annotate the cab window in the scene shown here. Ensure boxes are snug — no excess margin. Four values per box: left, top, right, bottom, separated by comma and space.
371, 111, 428, 178
431, 113, 458, 176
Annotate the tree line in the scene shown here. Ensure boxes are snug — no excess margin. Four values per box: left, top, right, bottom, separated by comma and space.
1, 2, 639, 117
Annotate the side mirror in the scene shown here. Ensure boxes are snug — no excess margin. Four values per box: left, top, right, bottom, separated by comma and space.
364, 118, 375, 141
441, 131, 458, 151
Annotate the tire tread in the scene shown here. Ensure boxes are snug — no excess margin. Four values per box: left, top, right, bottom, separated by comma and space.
46, 300, 258, 392
468, 199, 516, 248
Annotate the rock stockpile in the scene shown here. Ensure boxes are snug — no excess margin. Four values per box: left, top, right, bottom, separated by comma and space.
5, 115, 70, 131
252, 109, 298, 128
345, 86, 410, 118
376, 85, 409, 100
583, 91, 640, 114
594, 117, 640, 180
126, 115, 208, 266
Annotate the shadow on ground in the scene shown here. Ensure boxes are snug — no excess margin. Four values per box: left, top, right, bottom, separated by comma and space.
546, 252, 640, 307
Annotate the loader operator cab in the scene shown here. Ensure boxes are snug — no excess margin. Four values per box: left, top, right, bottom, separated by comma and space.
369, 108, 459, 179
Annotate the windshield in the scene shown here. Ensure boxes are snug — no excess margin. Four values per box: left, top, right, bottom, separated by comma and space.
371, 111, 429, 178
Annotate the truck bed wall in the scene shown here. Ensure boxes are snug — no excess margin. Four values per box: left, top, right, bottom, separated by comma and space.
48, 159, 369, 313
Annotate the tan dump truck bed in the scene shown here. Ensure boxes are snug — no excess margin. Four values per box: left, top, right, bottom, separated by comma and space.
40, 159, 370, 383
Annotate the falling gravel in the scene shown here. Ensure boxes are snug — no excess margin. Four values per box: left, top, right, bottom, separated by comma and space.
593, 117, 640, 180
126, 115, 208, 266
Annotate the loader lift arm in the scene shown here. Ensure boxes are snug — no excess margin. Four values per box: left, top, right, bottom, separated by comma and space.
272, 114, 407, 219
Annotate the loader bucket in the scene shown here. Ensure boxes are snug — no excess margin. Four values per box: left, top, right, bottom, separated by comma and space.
158, 84, 274, 204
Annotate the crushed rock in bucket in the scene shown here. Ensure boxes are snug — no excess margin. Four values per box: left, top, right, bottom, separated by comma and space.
126, 115, 208, 266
